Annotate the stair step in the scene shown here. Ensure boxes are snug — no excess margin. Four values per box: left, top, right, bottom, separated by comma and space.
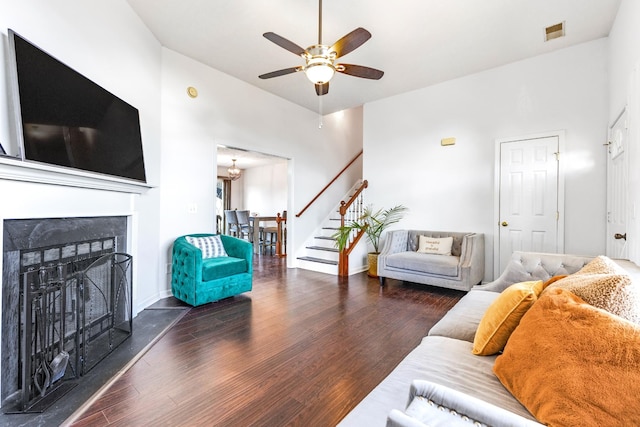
315, 236, 336, 241
297, 256, 338, 265
306, 246, 338, 252
322, 226, 340, 231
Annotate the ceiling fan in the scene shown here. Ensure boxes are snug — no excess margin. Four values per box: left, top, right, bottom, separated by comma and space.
258, 0, 384, 96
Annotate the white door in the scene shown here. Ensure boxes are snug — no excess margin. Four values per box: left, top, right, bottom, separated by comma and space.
606, 109, 628, 259
497, 136, 561, 273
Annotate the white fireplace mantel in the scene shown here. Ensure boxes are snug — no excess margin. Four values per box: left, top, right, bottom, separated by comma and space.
0, 155, 154, 194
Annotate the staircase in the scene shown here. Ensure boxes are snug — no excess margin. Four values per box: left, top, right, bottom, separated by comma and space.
296, 218, 342, 274
296, 180, 369, 275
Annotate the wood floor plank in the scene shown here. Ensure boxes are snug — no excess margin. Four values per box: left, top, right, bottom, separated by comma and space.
69, 256, 463, 426
71, 411, 110, 427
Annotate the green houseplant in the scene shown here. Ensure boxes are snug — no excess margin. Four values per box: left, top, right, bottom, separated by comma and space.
333, 204, 408, 277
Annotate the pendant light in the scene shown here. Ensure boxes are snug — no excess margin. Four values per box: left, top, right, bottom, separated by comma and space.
228, 159, 241, 181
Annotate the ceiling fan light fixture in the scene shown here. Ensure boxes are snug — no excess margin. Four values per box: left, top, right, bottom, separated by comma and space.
228, 159, 241, 181
259, 1, 383, 96
305, 60, 335, 84
304, 46, 336, 84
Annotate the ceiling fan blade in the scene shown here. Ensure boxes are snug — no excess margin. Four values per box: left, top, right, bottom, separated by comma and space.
337, 64, 384, 80
263, 32, 306, 56
330, 28, 371, 58
259, 67, 301, 79
315, 82, 329, 96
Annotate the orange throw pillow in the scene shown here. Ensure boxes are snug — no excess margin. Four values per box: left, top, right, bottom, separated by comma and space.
493, 288, 640, 426
472, 280, 543, 356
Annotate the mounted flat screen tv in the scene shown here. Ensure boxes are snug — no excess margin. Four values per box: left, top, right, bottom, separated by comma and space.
7, 29, 147, 183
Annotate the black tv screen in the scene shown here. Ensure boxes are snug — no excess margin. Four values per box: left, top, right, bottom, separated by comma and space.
7, 30, 147, 182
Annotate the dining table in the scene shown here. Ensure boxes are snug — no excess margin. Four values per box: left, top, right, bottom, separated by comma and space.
249, 215, 277, 254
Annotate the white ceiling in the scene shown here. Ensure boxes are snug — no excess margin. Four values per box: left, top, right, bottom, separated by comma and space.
217, 145, 287, 169
126, 0, 621, 116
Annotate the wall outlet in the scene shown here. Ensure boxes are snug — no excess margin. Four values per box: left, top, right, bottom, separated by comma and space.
166, 263, 172, 274
187, 203, 198, 214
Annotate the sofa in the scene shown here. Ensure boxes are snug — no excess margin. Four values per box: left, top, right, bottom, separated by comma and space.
377, 230, 484, 291
338, 251, 640, 426
171, 233, 253, 306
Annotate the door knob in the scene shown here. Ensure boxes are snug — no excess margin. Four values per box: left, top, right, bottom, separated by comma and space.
501, 221, 508, 227
614, 233, 627, 240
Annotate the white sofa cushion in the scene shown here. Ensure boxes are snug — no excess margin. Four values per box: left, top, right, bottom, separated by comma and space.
417, 236, 453, 255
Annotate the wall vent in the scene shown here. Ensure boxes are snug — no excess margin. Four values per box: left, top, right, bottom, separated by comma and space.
545, 22, 565, 42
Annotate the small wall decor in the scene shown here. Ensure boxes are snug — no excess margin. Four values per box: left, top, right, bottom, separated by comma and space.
441, 137, 456, 146
187, 86, 198, 98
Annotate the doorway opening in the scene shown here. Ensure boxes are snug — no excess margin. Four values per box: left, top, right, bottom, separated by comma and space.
216, 145, 290, 255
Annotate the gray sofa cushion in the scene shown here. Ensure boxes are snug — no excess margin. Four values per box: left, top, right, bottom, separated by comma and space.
428, 290, 500, 342
386, 252, 460, 277
337, 336, 536, 427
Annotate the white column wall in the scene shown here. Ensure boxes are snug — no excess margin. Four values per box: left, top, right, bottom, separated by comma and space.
0, 0, 162, 312
0, 1, 364, 313
158, 48, 363, 277
608, 0, 640, 264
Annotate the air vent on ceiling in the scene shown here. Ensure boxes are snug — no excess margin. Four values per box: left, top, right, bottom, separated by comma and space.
545, 22, 565, 42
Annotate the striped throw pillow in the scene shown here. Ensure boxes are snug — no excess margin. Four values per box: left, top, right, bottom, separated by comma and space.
185, 235, 228, 258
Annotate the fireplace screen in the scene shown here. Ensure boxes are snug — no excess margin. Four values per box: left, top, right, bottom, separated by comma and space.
13, 238, 132, 413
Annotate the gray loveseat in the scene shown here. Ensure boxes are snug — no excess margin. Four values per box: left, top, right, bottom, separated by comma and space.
338, 251, 640, 426
377, 230, 484, 291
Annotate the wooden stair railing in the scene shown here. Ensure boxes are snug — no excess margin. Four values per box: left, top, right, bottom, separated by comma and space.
338, 180, 368, 277
296, 150, 363, 218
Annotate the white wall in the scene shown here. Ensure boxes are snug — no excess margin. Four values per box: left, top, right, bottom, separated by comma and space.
0, 0, 163, 311
608, 0, 640, 264
243, 162, 288, 218
364, 39, 609, 281
158, 48, 363, 278
0, 1, 364, 315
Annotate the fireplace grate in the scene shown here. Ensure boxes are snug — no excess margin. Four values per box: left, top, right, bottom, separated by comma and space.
9, 238, 132, 413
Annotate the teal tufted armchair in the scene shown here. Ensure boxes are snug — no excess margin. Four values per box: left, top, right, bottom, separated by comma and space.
171, 233, 253, 306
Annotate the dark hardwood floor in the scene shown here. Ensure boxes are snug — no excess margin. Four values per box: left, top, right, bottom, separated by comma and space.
67, 255, 464, 427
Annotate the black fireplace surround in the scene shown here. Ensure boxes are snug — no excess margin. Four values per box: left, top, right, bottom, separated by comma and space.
2, 217, 132, 413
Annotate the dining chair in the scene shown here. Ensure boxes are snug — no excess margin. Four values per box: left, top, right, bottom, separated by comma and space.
224, 210, 239, 236
235, 210, 253, 241
261, 224, 278, 254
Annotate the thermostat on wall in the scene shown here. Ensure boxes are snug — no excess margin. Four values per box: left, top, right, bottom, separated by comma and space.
441, 137, 456, 146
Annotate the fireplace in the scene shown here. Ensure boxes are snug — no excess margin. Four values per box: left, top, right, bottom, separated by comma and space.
2, 217, 132, 413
